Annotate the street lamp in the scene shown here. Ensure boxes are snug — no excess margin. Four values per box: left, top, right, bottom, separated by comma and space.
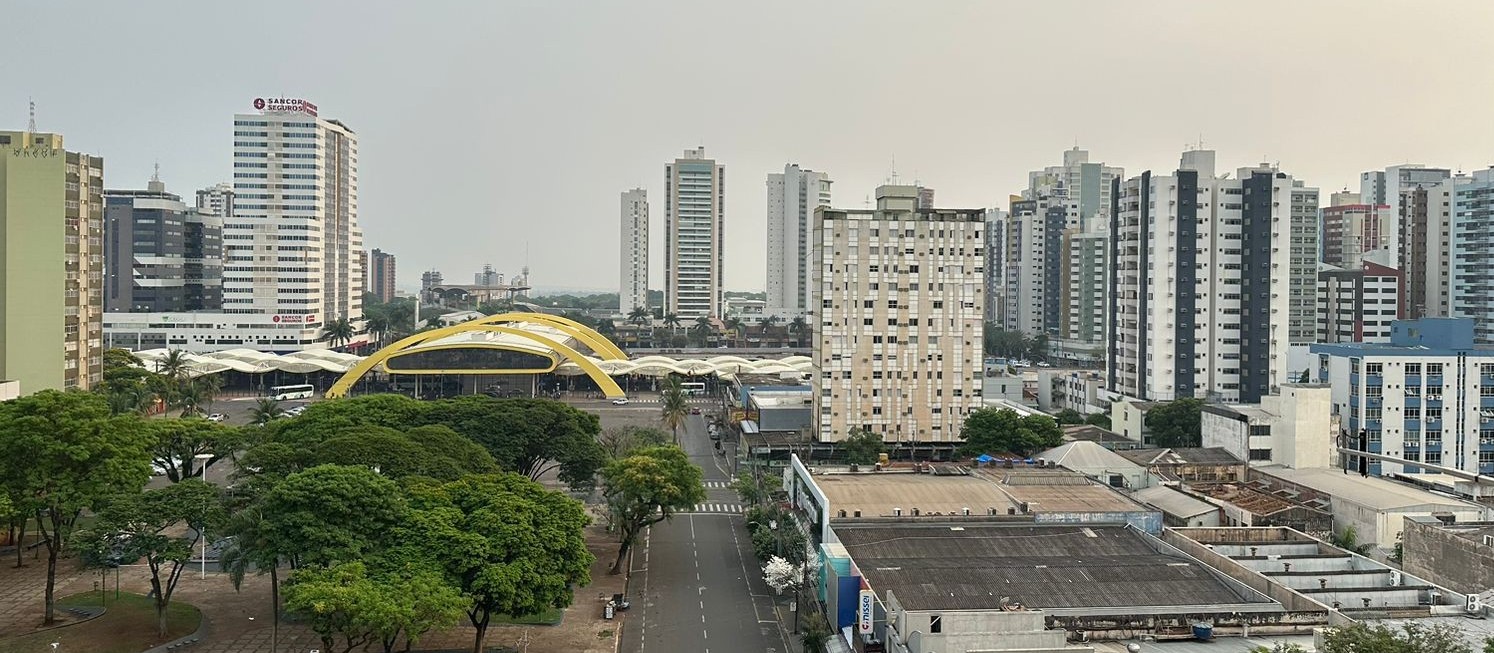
193, 453, 214, 580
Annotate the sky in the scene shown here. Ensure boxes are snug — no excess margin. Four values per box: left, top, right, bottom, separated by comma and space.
7, 1, 1494, 293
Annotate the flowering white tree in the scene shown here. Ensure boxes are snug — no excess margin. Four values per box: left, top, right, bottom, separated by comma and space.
763, 555, 798, 594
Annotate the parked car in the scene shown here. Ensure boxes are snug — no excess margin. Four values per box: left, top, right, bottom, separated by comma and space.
207, 413, 227, 422
611, 398, 630, 405
690, 407, 701, 415
1036, 361, 1052, 368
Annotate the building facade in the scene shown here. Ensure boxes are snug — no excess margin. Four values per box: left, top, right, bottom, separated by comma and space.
104, 175, 223, 313
1317, 255, 1401, 344
1401, 177, 1456, 319
104, 98, 365, 352
1109, 150, 1316, 403
1360, 164, 1451, 269
664, 147, 725, 318
0, 129, 104, 391
1320, 202, 1388, 270
811, 185, 984, 443
1451, 169, 1494, 344
195, 182, 235, 219
369, 248, 396, 303
1200, 383, 1333, 468
619, 188, 648, 316
765, 164, 831, 319
1312, 318, 1494, 477
981, 207, 1007, 326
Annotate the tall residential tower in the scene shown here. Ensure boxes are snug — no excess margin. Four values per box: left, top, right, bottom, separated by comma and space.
664, 147, 725, 318
765, 164, 831, 319
619, 188, 649, 316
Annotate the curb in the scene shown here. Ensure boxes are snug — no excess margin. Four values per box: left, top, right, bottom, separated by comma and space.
140, 608, 208, 653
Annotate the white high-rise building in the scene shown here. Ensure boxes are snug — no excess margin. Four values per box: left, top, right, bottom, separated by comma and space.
196, 182, 235, 218
812, 185, 984, 443
765, 164, 831, 319
619, 188, 649, 316
1109, 150, 1315, 404
1360, 164, 1451, 268
104, 97, 364, 352
664, 147, 725, 318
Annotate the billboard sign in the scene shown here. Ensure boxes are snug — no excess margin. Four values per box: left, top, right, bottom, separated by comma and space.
272, 314, 317, 324
254, 97, 318, 117
857, 590, 875, 633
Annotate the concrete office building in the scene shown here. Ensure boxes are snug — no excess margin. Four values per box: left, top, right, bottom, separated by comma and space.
1402, 176, 1457, 319
195, 182, 235, 219
104, 175, 223, 313
765, 164, 831, 319
664, 147, 725, 318
0, 128, 104, 391
981, 207, 1006, 326
1361, 164, 1451, 269
1001, 197, 1059, 337
811, 185, 984, 443
619, 188, 648, 316
1311, 318, 1494, 477
1317, 253, 1401, 344
369, 248, 396, 303
1451, 169, 1494, 344
1109, 150, 1316, 403
104, 98, 365, 352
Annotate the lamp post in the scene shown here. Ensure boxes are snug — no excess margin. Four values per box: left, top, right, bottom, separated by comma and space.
194, 453, 214, 579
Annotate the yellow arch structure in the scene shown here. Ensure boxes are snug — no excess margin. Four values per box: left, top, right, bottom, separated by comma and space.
471, 312, 629, 361
324, 314, 627, 399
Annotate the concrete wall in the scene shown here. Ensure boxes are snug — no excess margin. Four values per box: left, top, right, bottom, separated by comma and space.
0, 144, 68, 391
1272, 384, 1333, 469
1033, 510, 1163, 535
1160, 529, 1332, 614
893, 609, 1088, 653
1402, 517, 1494, 595
1110, 398, 1148, 443
1201, 410, 1249, 462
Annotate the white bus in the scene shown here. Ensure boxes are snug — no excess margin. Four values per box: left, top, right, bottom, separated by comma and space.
268, 384, 315, 401
680, 381, 707, 396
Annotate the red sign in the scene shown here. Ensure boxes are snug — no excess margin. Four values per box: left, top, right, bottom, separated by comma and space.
254, 97, 317, 117
271, 315, 317, 324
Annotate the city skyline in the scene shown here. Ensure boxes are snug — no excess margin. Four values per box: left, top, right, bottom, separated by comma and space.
11, 2, 1494, 292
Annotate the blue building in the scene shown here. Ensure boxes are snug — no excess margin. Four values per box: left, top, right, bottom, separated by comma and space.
1311, 318, 1494, 477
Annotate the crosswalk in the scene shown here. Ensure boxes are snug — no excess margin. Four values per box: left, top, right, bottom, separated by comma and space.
703, 480, 732, 489
685, 502, 744, 514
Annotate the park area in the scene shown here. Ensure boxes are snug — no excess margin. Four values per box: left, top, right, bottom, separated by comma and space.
0, 522, 627, 652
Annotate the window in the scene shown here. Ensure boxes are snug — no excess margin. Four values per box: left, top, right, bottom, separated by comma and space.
1367, 430, 1381, 442
1426, 451, 1443, 465
930, 616, 942, 634
1366, 407, 1381, 420
1428, 363, 1444, 375
1406, 362, 1421, 375
1249, 449, 1273, 461
1365, 363, 1382, 375
1481, 451, 1494, 465
1426, 430, 1442, 445
1405, 406, 1421, 420
1404, 451, 1421, 462
1427, 407, 1443, 420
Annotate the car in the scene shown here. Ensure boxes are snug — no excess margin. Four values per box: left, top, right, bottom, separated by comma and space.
611, 398, 630, 405
285, 406, 307, 417
207, 413, 227, 422
690, 407, 701, 415
1036, 361, 1053, 368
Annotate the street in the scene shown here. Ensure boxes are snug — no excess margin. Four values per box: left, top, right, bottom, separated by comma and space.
619, 412, 788, 653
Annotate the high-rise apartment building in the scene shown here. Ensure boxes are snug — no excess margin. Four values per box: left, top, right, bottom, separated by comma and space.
104, 98, 364, 352
196, 182, 235, 219
1001, 198, 1062, 336
619, 188, 649, 316
1109, 150, 1314, 404
765, 164, 832, 319
1361, 165, 1451, 268
811, 185, 985, 443
1027, 147, 1123, 232
1451, 169, 1494, 343
1317, 253, 1401, 344
1320, 202, 1388, 270
104, 175, 223, 313
982, 207, 1007, 326
1403, 176, 1458, 320
0, 129, 104, 391
1285, 182, 1321, 344
664, 147, 725, 317
369, 248, 396, 303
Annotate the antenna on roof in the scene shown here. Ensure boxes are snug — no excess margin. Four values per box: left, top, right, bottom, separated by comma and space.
151, 162, 161, 183
27, 98, 37, 132
889, 155, 899, 185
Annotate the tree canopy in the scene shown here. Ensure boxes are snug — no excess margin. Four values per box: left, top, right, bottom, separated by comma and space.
1145, 398, 1204, 448
260, 465, 408, 568
602, 445, 704, 574
840, 428, 887, 466
959, 408, 1063, 457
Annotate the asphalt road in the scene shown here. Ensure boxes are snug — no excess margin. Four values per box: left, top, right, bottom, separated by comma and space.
620, 413, 788, 653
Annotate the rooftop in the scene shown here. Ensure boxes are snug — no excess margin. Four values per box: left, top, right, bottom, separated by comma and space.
1061, 424, 1133, 445
1134, 485, 1219, 520
1256, 466, 1485, 512
837, 523, 1272, 612
1117, 447, 1243, 466
815, 471, 1019, 517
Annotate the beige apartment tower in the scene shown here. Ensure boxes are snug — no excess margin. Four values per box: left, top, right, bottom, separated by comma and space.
812, 185, 985, 443
0, 130, 104, 391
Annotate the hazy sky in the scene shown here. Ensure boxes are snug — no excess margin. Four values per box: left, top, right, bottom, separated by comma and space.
8, 1, 1494, 293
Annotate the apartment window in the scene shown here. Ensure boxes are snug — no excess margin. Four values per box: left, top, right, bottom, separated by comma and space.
1365, 386, 1381, 398
1405, 406, 1420, 420
1366, 407, 1381, 421
1426, 430, 1442, 445
1428, 363, 1444, 375
1427, 407, 1443, 420
1426, 451, 1443, 465
1404, 451, 1421, 463
930, 616, 942, 634
1365, 363, 1382, 375
1367, 430, 1381, 442
1482, 363, 1494, 376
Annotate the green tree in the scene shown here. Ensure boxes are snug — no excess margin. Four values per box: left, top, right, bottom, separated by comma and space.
724, 316, 745, 347
1054, 409, 1085, 425
1320, 621, 1472, 653
282, 561, 466, 653
1298, 368, 1311, 383
323, 316, 357, 350
219, 504, 287, 652
789, 316, 810, 347
603, 445, 705, 574
1250, 643, 1309, 653
598, 425, 670, 460
250, 397, 286, 426
74, 480, 224, 636
260, 465, 408, 568
1028, 333, 1049, 362
691, 315, 714, 347
959, 408, 1063, 457
421, 396, 605, 491
731, 470, 772, 508
1085, 412, 1112, 429
148, 418, 242, 483
307, 425, 499, 481
663, 312, 682, 333
1329, 525, 1374, 555
99, 348, 162, 415
0, 390, 154, 625
627, 306, 652, 327
801, 611, 833, 651
405, 473, 593, 653
841, 428, 887, 466
1145, 398, 1204, 448
660, 378, 689, 444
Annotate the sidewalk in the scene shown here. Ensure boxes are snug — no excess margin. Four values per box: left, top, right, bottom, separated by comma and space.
773, 600, 806, 653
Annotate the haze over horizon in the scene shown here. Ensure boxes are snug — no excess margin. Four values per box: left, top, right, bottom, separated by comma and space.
8, 0, 1494, 293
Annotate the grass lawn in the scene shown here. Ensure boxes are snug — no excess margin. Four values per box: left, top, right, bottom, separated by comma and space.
0, 591, 201, 653
490, 607, 563, 626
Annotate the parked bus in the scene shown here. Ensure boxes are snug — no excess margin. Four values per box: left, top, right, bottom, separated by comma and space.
680, 381, 707, 396
268, 384, 315, 401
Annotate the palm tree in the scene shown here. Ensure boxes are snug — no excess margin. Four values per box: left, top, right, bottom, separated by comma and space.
157, 349, 190, 383
660, 378, 689, 445
322, 316, 355, 350
596, 319, 618, 338
664, 313, 683, 334
763, 314, 781, 331
691, 316, 715, 347
195, 375, 224, 414
219, 505, 285, 653
724, 317, 745, 348
627, 306, 652, 327
365, 313, 390, 347
249, 398, 285, 426
176, 382, 204, 417
789, 316, 810, 347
